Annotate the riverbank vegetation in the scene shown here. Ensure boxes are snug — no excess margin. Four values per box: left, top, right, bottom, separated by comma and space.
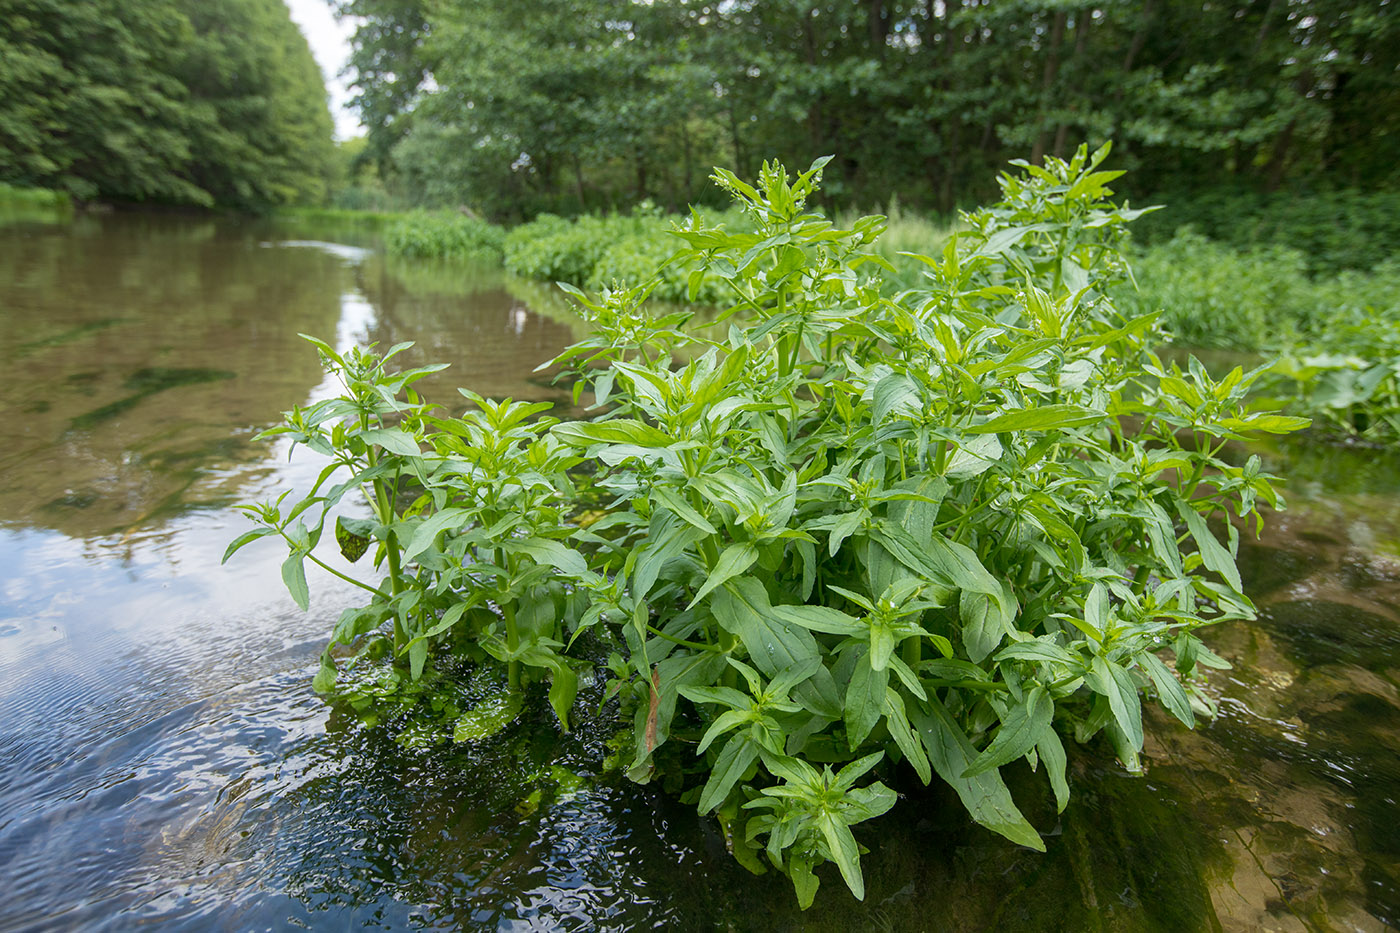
379, 186, 1400, 445
0, 0, 335, 210
231, 150, 1308, 907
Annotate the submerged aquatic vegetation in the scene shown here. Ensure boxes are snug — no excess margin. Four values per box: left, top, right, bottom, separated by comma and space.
69, 367, 236, 429
230, 146, 1306, 907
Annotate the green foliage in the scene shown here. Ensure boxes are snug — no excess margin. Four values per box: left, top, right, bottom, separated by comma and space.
0, 0, 335, 209
385, 211, 507, 262
1112, 231, 1400, 443
344, 0, 1399, 218
1131, 189, 1400, 275
233, 149, 1304, 907
0, 183, 70, 210
1115, 231, 1315, 349
502, 209, 743, 304
503, 214, 620, 284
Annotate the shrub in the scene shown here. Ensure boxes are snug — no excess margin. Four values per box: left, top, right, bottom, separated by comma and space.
503, 213, 629, 284
231, 147, 1304, 908
1112, 231, 1400, 443
384, 210, 506, 262
504, 206, 754, 302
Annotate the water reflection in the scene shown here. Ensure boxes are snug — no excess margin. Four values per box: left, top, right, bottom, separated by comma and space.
0, 214, 1396, 931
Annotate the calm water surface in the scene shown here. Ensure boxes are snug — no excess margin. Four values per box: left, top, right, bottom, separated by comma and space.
0, 212, 1396, 932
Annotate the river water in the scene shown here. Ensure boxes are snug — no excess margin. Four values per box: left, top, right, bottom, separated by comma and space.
0, 212, 1396, 932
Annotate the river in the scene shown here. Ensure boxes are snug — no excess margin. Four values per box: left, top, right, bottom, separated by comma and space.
0, 211, 1395, 931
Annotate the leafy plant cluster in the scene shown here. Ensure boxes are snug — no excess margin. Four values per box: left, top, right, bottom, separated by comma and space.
503, 207, 751, 304
1107, 231, 1400, 442
231, 147, 1306, 908
384, 210, 507, 262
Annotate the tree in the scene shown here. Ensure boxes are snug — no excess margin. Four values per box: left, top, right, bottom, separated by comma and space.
0, 0, 336, 209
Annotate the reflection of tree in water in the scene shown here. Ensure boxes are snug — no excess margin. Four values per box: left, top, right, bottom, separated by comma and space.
0, 214, 343, 539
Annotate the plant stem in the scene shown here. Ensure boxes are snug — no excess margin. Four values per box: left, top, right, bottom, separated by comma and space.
647, 624, 723, 652
305, 552, 390, 599
504, 601, 521, 691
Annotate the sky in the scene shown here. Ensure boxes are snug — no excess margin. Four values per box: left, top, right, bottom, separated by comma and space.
283, 0, 362, 140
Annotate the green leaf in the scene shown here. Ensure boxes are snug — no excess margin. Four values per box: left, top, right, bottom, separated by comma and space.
505, 537, 592, 578
945, 435, 1003, 479
960, 589, 1009, 664
408, 637, 428, 680
769, 604, 864, 636
403, 508, 468, 560
884, 688, 931, 784
1176, 503, 1242, 593
553, 418, 673, 447
652, 486, 717, 534
311, 654, 337, 694
817, 811, 867, 901
789, 855, 820, 910
335, 516, 371, 563
1139, 650, 1195, 728
713, 579, 841, 720
873, 372, 921, 424
963, 686, 1054, 777
689, 542, 759, 608
995, 640, 1078, 667
1090, 655, 1144, 753
844, 652, 889, 750
1037, 726, 1070, 813
281, 552, 309, 611
966, 405, 1104, 434
453, 692, 524, 742
223, 526, 274, 564
910, 696, 1044, 851
699, 733, 760, 813
549, 664, 579, 731
360, 427, 421, 456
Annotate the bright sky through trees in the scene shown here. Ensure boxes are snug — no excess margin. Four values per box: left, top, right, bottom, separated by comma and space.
284, 0, 362, 139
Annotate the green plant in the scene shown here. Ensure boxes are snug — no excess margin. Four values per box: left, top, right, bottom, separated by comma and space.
224, 340, 591, 724
385, 210, 506, 261
232, 146, 1306, 908
503, 207, 751, 302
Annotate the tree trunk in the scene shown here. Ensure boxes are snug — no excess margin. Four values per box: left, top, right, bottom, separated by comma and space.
1265, 118, 1296, 193
1053, 9, 1092, 159
868, 0, 888, 55
1031, 10, 1067, 164
572, 153, 587, 211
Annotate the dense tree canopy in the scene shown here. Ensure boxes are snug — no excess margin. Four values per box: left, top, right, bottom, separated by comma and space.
0, 0, 336, 209
338, 0, 1399, 217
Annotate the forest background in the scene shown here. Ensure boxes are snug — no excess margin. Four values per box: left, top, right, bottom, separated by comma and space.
331, 0, 1399, 224
2, 0, 1397, 225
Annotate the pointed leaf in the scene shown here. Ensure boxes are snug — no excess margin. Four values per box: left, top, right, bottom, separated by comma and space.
909, 696, 1045, 851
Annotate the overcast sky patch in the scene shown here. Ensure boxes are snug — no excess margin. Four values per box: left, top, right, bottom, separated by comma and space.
283, 0, 362, 140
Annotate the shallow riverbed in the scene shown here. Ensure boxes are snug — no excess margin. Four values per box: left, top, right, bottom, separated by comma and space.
0, 212, 1395, 931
